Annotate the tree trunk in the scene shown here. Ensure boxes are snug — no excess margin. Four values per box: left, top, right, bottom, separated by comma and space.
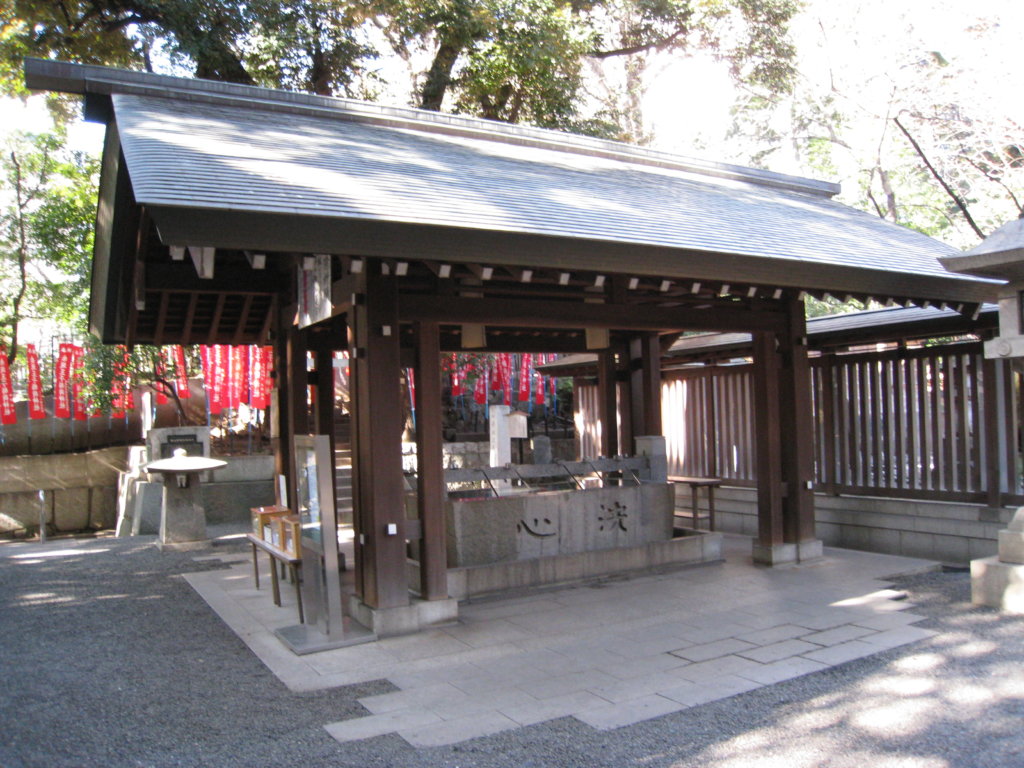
420, 39, 463, 111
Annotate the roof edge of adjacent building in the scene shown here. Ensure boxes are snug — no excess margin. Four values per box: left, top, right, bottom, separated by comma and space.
24, 58, 841, 199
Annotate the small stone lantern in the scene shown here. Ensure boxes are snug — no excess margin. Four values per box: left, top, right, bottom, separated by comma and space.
145, 448, 227, 549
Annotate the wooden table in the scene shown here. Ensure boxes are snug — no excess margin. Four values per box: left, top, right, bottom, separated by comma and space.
245, 533, 304, 623
668, 476, 722, 531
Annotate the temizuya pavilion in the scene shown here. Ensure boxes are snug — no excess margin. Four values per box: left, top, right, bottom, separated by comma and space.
25, 59, 997, 638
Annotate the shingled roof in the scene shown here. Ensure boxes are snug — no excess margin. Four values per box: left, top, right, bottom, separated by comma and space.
25, 59, 998, 306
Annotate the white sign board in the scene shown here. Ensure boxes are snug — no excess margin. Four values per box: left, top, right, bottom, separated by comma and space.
297, 254, 332, 328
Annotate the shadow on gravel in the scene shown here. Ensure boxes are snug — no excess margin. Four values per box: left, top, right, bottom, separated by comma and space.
0, 536, 391, 768
2, 540, 1022, 768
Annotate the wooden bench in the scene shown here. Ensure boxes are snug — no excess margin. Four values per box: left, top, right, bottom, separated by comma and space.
668, 476, 722, 531
245, 533, 304, 624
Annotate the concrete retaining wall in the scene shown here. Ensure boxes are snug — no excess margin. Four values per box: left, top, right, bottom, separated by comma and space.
0, 447, 129, 535
1, 449, 275, 537
686, 485, 1013, 565
446, 531, 722, 600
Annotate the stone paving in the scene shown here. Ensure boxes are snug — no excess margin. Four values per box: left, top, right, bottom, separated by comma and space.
184, 533, 938, 749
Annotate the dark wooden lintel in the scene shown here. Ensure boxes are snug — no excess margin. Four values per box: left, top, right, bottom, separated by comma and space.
398, 295, 786, 333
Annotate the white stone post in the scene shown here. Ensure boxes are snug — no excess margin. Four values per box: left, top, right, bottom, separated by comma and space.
972, 506, 1024, 613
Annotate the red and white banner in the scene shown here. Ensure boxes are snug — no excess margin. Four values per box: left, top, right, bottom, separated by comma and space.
474, 370, 487, 405
155, 349, 169, 404
71, 345, 88, 421
54, 344, 73, 418
451, 355, 463, 397
535, 370, 545, 405
26, 344, 45, 419
498, 354, 512, 405
173, 345, 190, 398
517, 354, 532, 402
0, 349, 15, 425
250, 346, 272, 409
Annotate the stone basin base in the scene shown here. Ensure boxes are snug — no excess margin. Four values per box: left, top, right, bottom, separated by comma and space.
443, 530, 722, 601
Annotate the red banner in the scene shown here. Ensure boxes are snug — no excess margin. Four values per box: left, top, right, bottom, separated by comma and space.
498, 354, 512, 405
451, 355, 463, 397
517, 354, 532, 402
228, 345, 248, 409
110, 346, 129, 417
535, 370, 545, 405
490, 357, 501, 391
474, 370, 487, 405
173, 345, 190, 399
0, 349, 15, 425
250, 346, 272, 409
54, 344, 73, 418
202, 345, 227, 414
155, 349, 169, 405
26, 344, 45, 419
72, 345, 88, 421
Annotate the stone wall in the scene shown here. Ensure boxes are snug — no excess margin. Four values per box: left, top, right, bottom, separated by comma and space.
688, 485, 1011, 565
0, 447, 129, 535
447, 483, 674, 567
401, 438, 576, 471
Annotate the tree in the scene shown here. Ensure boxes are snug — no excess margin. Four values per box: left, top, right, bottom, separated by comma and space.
0, 130, 97, 364
3, 0, 800, 137
724, 1, 1023, 248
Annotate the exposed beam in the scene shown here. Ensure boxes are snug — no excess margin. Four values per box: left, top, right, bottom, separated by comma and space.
207, 294, 226, 344
398, 294, 788, 333
182, 293, 198, 342
233, 294, 254, 345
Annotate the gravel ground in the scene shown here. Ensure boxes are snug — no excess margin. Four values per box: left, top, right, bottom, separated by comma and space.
1, 534, 1022, 768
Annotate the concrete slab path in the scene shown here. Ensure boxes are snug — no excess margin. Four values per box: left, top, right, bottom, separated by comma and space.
184, 533, 939, 748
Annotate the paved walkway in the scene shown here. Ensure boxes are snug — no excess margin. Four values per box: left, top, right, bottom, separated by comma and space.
185, 533, 938, 748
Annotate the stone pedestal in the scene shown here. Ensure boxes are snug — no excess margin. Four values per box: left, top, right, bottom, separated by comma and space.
158, 475, 209, 549
489, 405, 511, 467
972, 506, 1024, 613
634, 436, 668, 482
752, 539, 822, 566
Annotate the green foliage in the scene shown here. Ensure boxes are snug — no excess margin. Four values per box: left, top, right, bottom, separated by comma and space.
3, 0, 799, 139
453, 0, 596, 128
0, 130, 98, 361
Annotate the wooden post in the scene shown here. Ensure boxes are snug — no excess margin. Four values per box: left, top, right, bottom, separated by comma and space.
283, 322, 308, 513
629, 332, 662, 439
778, 300, 816, 545
350, 268, 409, 610
597, 350, 618, 457
414, 321, 448, 600
752, 331, 784, 549
642, 332, 663, 437
271, 304, 291, 499
310, 333, 337, 510
819, 354, 838, 496
982, 356, 1004, 508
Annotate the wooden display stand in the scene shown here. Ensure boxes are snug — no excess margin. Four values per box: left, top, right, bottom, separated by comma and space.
247, 505, 304, 622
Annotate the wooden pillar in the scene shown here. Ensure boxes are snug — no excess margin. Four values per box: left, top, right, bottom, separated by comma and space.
819, 354, 838, 496
642, 333, 663, 437
350, 269, 409, 610
310, 332, 337, 504
778, 300, 816, 544
414, 321, 447, 600
629, 332, 662, 440
982, 356, 1004, 508
270, 304, 291, 500
597, 350, 618, 457
752, 331, 784, 549
281, 322, 308, 512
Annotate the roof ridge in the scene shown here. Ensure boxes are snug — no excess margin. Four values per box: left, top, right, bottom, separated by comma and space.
24, 58, 840, 198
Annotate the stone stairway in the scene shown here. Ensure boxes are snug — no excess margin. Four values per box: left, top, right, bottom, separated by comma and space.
334, 413, 353, 525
